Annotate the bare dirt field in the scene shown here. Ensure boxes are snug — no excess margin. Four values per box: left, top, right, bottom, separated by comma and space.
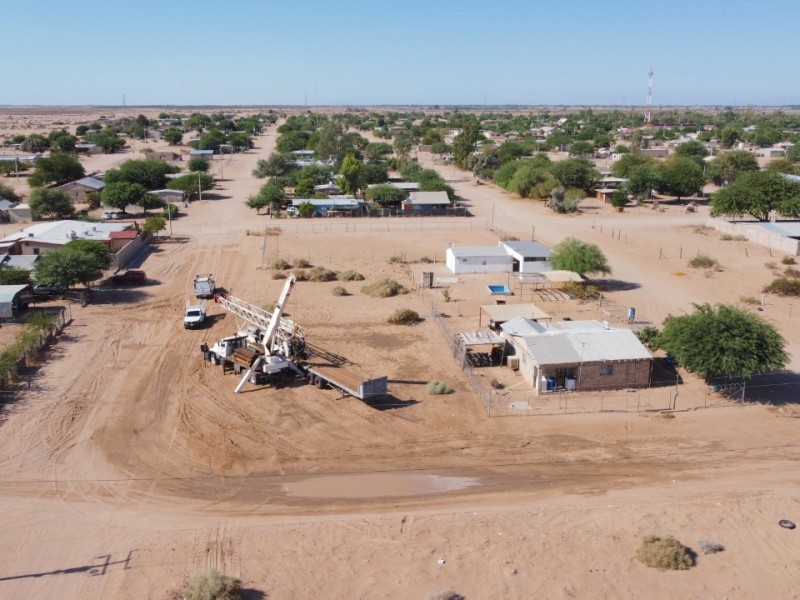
0, 111, 799, 599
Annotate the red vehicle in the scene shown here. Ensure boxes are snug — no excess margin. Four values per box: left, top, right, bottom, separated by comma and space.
111, 270, 146, 285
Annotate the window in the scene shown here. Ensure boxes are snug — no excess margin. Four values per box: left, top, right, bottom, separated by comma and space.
600, 364, 614, 376
33, 248, 40, 255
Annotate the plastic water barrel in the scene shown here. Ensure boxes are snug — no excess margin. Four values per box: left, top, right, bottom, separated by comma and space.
547, 377, 556, 391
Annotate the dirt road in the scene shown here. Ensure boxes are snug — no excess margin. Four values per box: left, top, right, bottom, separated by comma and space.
0, 121, 798, 599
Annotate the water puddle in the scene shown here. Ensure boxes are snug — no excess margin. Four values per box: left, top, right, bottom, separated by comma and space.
284, 473, 481, 499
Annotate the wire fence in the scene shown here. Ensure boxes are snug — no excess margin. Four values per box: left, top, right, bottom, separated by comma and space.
254, 219, 491, 235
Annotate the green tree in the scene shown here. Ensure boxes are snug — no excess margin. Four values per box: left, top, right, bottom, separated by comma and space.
29, 153, 85, 187
187, 156, 210, 173
549, 237, 612, 278
658, 304, 788, 379
50, 133, 78, 152
0, 182, 21, 203
337, 154, 363, 196
294, 178, 315, 198
21, 134, 50, 153
252, 153, 294, 178
0, 160, 28, 177
711, 171, 800, 221
247, 180, 285, 214
142, 215, 166, 237
28, 188, 74, 219
166, 173, 214, 202
35, 242, 110, 289
508, 165, 556, 198
627, 166, 661, 202
104, 158, 177, 190
548, 158, 599, 190
657, 156, 704, 200
65, 239, 113, 272
0, 267, 31, 285
101, 181, 148, 212
359, 162, 388, 187
298, 201, 316, 218
86, 130, 125, 153
393, 131, 413, 162
787, 144, 800, 163
365, 142, 392, 160
569, 141, 594, 157
364, 184, 406, 206
706, 150, 760, 185
139, 193, 165, 213
765, 159, 800, 176
612, 151, 656, 177
162, 129, 183, 146
674, 140, 709, 166
452, 119, 479, 168
198, 129, 225, 152
720, 126, 742, 149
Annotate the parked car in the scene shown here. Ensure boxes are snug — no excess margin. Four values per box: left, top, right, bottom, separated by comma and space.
32, 284, 66, 296
286, 206, 299, 217
111, 270, 146, 285
102, 209, 126, 220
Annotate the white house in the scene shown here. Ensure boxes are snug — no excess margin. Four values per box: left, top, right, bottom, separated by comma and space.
445, 241, 553, 274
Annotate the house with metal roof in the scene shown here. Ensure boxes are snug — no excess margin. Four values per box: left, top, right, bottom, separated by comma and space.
56, 176, 105, 202
0, 220, 132, 256
446, 240, 554, 274
502, 318, 652, 394
401, 191, 451, 214
290, 198, 366, 217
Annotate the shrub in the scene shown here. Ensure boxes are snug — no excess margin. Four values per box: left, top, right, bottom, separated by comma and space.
331, 286, 348, 296
388, 308, 419, 325
271, 258, 291, 270
362, 278, 408, 298
418, 256, 433, 264
271, 271, 287, 280
426, 380, 453, 395
429, 590, 464, 600
339, 270, 365, 281
293, 258, 312, 268
500, 234, 520, 241
697, 539, 725, 555
764, 277, 800, 296
636, 326, 660, 349
740, 295, 759, 305
636, 535, 693, 570
388, 254, 404, 264
765, 261, 778, 270
781, 256, 797, 265
563, 281, 599, 301
720, 233, 747, 241
184, 569, 243, 600
307, 267, 337, 282
688, 254, 717, 268
441, 288, 452, 302
292, 270, 309, 282
784, 266, 800, 279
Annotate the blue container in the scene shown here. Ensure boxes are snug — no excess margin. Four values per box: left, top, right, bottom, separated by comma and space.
628, 307, 636, 320
547, 377, 556, 391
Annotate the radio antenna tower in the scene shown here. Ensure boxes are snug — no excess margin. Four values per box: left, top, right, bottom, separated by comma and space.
645, 67, 654, 124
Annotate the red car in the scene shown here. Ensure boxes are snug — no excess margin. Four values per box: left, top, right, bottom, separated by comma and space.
111, 270, 146, 285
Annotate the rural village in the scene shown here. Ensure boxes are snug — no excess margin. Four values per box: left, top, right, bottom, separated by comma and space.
0, 105, 799, 598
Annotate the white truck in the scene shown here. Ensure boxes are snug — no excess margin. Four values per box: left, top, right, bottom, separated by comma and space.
193, 274, 216, 299
184, 301, 207, 329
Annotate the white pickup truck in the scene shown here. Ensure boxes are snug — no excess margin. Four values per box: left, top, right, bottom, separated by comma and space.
184, 302, 207, 329
193, 274, 216, 299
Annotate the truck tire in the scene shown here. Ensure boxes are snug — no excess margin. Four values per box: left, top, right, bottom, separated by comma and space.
250, 373, 259, 385
209, 353, 219, 365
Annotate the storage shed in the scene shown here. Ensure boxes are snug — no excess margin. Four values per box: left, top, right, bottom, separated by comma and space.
0, 284, 32, 320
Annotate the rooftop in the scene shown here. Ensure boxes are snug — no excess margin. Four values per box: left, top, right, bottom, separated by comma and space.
1, 220, 130, 246
500, 240, 552, 258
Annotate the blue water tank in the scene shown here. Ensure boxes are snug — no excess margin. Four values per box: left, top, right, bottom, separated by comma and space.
547, 377, 556, 391
628, 307, 636, 320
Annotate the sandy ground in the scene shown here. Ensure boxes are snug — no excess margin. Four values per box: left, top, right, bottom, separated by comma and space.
0, 112, 799, 599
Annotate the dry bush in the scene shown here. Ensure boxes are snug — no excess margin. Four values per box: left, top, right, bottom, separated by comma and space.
427, 380, 453, 395
688, 254, 717, 269
720, 233, 747, 241
271, 258, 291, 270
362, 278, 408, 298
265, 226, 282, 236
698, 539, 725, 555
765, 261, 778, 270
740, 295, 759, 305
784, 266, 800, 279
292, 270, 309, 282
293, 258, 312, 268
271, 271, 287, 280
418, 256, 434, 264
331, 286, 348, 296
339, 270, 365, 281
563, 281, 599, 301
184, 569, 243, 600
307, 267, 337, 282
693, 225, 714, 236
781, 256, 797, 265
387, 308, 419, 325
429, 590, 464, 600
388, 254, 404, 264
636, 535, 694, 570
764, 277, 800, 296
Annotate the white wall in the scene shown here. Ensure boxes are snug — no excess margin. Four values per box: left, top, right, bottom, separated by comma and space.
446, 248, 513, 274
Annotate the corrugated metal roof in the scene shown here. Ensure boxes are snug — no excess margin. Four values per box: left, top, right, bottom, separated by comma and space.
0, 284, 30, 304
109, 230, 138, 239
523, 329, 652, 366
500, 316, 548, 336
74, 176, 105, 190
0, 255, 39, 270
501, 240, 552, 258
481, 303, 551, 322
451, 246, 510, 258
406, 191, 449, 205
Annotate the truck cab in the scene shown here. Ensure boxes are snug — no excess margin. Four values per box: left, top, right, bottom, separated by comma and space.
203, 335, 247, 364
184, 302, 207, 329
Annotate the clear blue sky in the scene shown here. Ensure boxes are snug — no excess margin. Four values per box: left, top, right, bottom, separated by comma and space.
2, 0, 798, 106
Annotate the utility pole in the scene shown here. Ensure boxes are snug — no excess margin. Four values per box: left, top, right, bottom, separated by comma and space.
198, 172, 202, 202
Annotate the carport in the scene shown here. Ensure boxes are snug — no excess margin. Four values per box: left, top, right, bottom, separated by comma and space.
0, 284, 32, 320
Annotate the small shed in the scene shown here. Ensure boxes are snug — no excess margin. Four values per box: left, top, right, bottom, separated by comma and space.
0, 284, 32, 320
446, 246, 513, 274
8, 203, 32, 224
499, 241, 552, 273
0, 198, 17, 221
402, 191, 451, 213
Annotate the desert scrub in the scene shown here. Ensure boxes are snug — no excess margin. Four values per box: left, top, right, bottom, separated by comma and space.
429, 590, 464, 600
764, 277, 800, 296
636, 535, 694, 570
339, 270, 365, 281
271, 258, 291, 270
688, 254, 717, 269
697, 539, 725, 555
426, 380, 453, 395
388, 254, 404, 264
387, 308, 419, 325
271, 271, 287, 280
784, 266, 800, 279
781, 256, 797, 265
307, 267, 337, 282
720, 233, 747, 241
739, 295, 759, 305
563, 281, 599, 301
292, 258, 312, 268
331, 286, 348, 296
362, 278, 408, 298
184, 569, 243, 600
291, 270, 309, 281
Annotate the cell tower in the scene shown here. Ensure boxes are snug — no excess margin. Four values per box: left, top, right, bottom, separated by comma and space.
645, 68, 654, 124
